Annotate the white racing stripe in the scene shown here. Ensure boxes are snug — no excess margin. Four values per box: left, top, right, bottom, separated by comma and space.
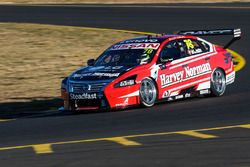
226, 71, 236, 85
196, 81, 211, 90
169, 52, 217, 70
119, 90, 139, 98
169, 77, 211, 92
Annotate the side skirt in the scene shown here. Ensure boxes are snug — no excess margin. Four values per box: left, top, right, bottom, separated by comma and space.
158, 89, 211, 103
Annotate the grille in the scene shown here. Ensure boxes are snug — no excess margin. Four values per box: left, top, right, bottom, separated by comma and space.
71, 82, 107, 93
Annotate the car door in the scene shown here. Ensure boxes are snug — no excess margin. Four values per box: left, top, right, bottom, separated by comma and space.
175, 38, 212, 93
156, 39, 186, 100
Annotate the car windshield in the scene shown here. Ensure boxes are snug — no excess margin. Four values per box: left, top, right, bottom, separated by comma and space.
94, 48, 157, 67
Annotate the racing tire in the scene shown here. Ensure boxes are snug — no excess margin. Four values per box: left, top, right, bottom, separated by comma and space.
67, 100, 77, 112
210, 68, 226, 97
139, 78, 157, 107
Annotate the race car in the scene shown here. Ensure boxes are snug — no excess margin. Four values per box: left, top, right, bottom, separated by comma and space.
61, 28, 241, 111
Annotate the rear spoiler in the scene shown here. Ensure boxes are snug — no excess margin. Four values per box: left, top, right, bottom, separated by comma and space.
177, 29, 241, 49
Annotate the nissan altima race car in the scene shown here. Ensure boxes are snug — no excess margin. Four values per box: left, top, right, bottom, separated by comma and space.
61, 29, 241, 111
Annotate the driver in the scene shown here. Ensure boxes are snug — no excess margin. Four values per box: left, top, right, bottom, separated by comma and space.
139, 54, 150, 65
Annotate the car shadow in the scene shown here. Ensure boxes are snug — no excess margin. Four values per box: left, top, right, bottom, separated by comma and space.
0, 97, 132, 119
0, 95, 206, 120
0, 97, 65, 119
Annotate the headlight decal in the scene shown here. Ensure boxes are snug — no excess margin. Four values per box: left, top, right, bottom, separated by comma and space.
114, 75, 137, 88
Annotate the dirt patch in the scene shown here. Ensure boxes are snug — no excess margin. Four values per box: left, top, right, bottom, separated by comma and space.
0, 23, 138, 103
0, 0, 249, 4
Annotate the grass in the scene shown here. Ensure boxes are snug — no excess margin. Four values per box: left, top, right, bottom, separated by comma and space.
0, 0, 249, 4
0, 23, 137, 103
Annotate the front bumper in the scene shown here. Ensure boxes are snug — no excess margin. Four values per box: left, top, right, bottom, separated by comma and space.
69, 92, 109, 110
62, 80, 141, 111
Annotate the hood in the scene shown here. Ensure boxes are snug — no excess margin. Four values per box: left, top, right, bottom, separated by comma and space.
69, 65, 131, 81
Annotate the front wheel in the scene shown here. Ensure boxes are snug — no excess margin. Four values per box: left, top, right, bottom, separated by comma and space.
139, 78, 157, 107
210, 68, 226, 97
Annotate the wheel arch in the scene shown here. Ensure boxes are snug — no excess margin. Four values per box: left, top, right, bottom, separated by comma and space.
210, 67, 227, 97
211, 66, 226, 80
147, 76, 160, 100
139, 77, 158, 107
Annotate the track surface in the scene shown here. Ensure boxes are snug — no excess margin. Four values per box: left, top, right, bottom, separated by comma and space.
0, 4, 250, 167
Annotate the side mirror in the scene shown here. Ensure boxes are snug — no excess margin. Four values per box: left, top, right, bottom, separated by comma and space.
160, 55, 173, 63
87, 59, 95, 66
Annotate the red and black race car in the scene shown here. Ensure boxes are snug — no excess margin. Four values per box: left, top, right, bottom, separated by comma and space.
61, 29, 241, 111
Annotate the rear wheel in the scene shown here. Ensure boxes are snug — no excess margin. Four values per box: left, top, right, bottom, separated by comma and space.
139, 78, 157, 107
210, 68, 226, 96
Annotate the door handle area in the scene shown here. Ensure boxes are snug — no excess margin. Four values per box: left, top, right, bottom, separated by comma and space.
205, 57, 210, 61
159, 64, 166, 70
182, 64, 188, 68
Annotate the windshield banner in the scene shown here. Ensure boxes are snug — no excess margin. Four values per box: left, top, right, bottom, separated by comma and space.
110, 43, 160, 50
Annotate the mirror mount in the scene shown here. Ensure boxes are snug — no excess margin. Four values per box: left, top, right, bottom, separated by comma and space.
158, 56, 173, 70
160, 56, 173, 63
87, 59, 95, 66
159, 64, 166, 70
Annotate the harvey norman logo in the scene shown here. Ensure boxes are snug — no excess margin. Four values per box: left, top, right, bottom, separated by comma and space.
160, 63, 211, 87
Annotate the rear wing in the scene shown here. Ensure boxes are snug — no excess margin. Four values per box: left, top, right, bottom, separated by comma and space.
177, 29, 241, 49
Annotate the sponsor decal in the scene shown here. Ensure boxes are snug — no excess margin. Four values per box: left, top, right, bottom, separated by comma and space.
88, 66, 123, 72
150, 64, 160, 80
168, 36, 185, 41
179, 29, 233, 36
200, 89, 209, 95
183, 39, 203, 55
103, 66, 123, 70
189, 48, 202, 55
175, 95, 184, 100
184, 63, 211, 78
119, 80, 135, 87
93, 72, 120, 77
167, 97, 174, 101
160, 71, 184, 87
184, 39, 194, 50
184, 93, 191, 98
121, 39, 158, 43
162, 90, 170, 98
70, 93, 97, 100
74, 72, 120, 78
115, 98, 129, 107
110, 43, 160, 50
160, 63, 211, 88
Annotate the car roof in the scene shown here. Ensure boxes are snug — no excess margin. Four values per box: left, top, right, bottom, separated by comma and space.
117, 35, 181, 44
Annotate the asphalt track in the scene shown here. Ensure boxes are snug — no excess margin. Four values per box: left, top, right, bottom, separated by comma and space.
0, 3, 250, 167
